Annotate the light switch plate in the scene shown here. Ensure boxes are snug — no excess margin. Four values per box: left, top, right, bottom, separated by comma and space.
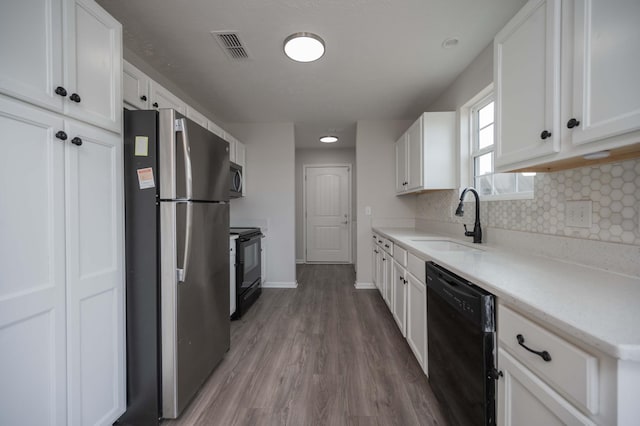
365, 206, 372, 216
566, 200, 592, 228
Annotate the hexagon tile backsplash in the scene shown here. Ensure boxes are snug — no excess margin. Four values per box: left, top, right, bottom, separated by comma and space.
416, 158, 640, 246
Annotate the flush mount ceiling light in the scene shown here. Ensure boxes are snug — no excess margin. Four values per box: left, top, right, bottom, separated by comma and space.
319, 136, 338, 143
284, 32, 325, 62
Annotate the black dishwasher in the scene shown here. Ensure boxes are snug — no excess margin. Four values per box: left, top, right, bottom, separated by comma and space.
426, 262, 496, 426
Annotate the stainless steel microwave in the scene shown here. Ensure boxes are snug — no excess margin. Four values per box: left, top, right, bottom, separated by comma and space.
230, 162, 243, 198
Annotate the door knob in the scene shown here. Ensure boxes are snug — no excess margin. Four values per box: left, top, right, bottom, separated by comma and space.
567, 118, 580, 129
140, 95, 147, 101
55, 131, 67, 141
71, 137, 83, 146
540, 130, 552, 140
153, 102, 159, 108
69, 93, 81, 103
55, 86, 67, 97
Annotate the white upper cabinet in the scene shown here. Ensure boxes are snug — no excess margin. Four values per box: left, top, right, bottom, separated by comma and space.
64, 0, 122, 133
150, 80, 187, 114
568, 0, 640, 146
395, 133, 407, 192
123, 61, 150, 110
495, 0, 562, 169
395, 111, 456, 194
0, 0, 122, 133
495, 0, 640, 171
406, 118, 423, 191
0, 0, 64, 112
207, 120, 226, 139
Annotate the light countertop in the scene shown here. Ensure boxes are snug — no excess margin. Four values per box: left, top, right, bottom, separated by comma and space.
374, 227, 640, 362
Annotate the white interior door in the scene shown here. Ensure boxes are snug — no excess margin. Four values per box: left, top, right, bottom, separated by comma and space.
305, 165, 351, 263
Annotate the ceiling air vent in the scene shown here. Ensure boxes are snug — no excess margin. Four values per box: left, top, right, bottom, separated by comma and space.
211, 31, 249, 60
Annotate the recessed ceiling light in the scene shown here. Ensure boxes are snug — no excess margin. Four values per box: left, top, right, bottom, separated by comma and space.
442, 37, 460, 49
319, 136, 338, 143
284, 32, 325, 62
583, 150, 610, 160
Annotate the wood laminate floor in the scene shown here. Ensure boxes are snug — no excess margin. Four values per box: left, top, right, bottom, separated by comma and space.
164, 264, 447, 426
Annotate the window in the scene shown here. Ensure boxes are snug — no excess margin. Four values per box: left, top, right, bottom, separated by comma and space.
469, 93, 534, 199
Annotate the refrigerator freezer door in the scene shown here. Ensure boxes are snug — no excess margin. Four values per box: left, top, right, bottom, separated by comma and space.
160, 201, 230, 418
158, 109, 230, 202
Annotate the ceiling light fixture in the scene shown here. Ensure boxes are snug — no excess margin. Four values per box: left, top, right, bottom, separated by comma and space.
284, 32, 325, 62
319, 136, 338, 143
583, 150, 610, 160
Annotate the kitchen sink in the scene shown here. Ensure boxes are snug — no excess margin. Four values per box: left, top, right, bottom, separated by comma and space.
410, 239, 482, 252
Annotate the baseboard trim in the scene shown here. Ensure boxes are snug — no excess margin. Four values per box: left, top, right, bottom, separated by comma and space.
354, 282, 376, 290
263, 281, 298, 289
296, 259, 305, 264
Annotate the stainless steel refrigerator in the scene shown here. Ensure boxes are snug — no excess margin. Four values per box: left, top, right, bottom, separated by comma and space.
119, 109, 230, 425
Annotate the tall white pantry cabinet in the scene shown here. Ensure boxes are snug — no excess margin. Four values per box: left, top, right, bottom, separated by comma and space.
0, 0, 125, 425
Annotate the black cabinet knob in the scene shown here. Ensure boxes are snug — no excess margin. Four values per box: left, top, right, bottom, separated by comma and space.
153, 102, 159, 108
540, 130, 552, 140
55, 131, 67, 141
71, 137, 83, 146
55, 86, 67, 97
69, 93, 81, 103
567, 118, 580, 129
140, 95, 147, 101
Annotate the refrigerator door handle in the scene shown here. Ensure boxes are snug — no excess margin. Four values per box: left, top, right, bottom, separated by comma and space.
176, 118, 194, 283
176, 118, 193, 199
177, 201, 193, 283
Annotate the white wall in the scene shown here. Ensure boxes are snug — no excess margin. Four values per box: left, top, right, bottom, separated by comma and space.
426, 43, 494, 112
295, 148, 357, 262
226, 122, 297, 287
355, 120, 416, 286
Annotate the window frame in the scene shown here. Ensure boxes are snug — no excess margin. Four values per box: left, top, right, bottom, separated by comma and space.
464, 86, 534, 201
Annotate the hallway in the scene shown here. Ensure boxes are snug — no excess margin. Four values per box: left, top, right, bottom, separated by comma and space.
165, 264, 446, 425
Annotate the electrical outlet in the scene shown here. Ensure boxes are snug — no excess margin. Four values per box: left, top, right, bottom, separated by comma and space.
365, 206, 372, 216
566, 200, 592, 228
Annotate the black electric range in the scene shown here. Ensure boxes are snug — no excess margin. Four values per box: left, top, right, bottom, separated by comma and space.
230, 227, 263, 318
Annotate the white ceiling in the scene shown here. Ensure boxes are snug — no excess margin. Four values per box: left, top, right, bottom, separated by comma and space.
97, 0, 526, 148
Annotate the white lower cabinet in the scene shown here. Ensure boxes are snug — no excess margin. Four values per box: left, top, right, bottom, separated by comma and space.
392, 260, 407, 337
0, 96, 125, 425
406, 271, 428, 375
382, 252, 392, 308
498, 348, 595, 426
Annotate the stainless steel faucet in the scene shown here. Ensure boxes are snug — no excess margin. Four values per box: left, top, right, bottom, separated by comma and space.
455, 187, 482, 244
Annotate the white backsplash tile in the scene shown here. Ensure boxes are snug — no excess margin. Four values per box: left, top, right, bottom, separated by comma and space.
416, 158, 640, 246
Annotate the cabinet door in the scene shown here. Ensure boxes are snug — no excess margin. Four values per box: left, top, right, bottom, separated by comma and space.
569, 0, 640, 146
64, 0, 122, 133
406, 273, 427, 375
495, 0, 561, 169
122, 60, 149, 110
371, 244, 378, 288
235, 141, 246, 195
64, 120, 125, 425
0, 98, 67, 426
383, 253, 392, 308
375, 247, 384, 294
392, 261, 407, 337
0, 0, 64, 112
186, 106, 209, 129
406, 119, 423, 190
150, 81, 187, 114
395, 135, 407, 193
498, 348, 596, 426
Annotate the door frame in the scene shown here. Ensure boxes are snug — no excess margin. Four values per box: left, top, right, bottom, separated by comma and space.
302, 164, 353, 264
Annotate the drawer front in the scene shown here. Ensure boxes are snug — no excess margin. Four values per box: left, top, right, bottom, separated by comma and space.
498, 305, 599, 414
407, 253, 425, 283
382, 238, 394, 256
394, 245, 407, 267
